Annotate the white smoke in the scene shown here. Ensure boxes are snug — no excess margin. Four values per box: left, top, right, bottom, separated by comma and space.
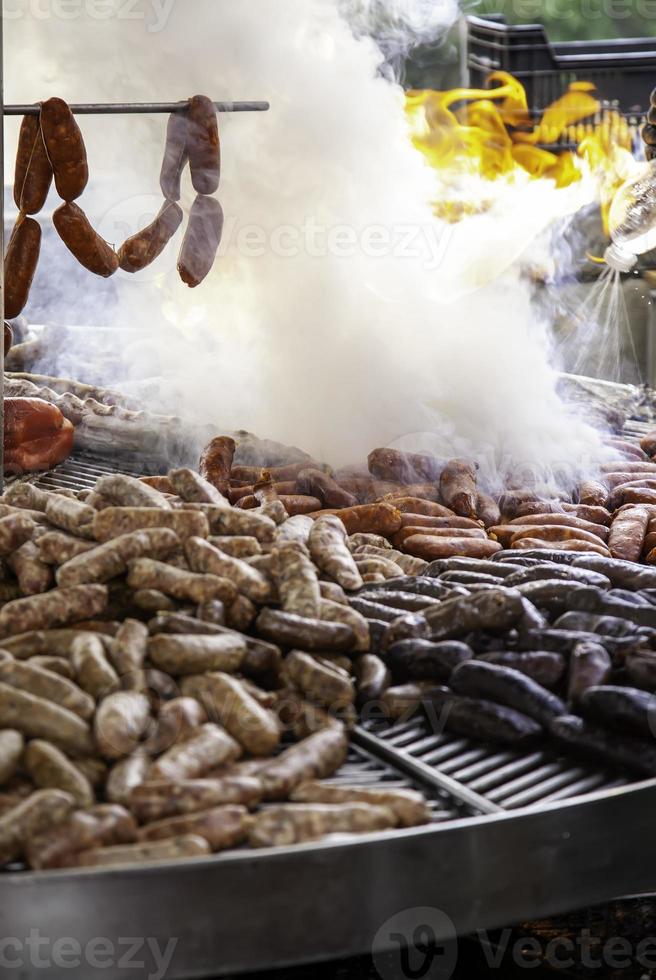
342, 0, 460, 77
5, 0, 606, 482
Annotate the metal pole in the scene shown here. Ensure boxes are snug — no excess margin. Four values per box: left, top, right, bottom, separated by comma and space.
0, 3, 4, 493
5, 100, 270, 115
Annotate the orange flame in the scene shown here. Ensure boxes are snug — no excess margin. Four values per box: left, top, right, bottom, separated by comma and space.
406, 72, 635, 227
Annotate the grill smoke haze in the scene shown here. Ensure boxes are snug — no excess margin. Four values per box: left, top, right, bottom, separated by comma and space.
6, 0, 606, 484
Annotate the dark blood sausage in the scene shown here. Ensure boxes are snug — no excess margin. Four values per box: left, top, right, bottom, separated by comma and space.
4, 214, 41, 319
425, 687, 542, 745
580, 685, 656, 740
118, 201, 183, 273
477, 651, 566, 689
567, 642, 612, 705
187, 95, 221, 195
53, 203, 119, 278
256, 608, 355, 652
550, 714, 656, 777
626, 653, 656, 691
40, 97, 89, 202
384, 639, 472, 682
422, 588, 524, 642
439, 459, 478, 518
450, 659, 565, 726
160, 109, 189, 202
178, 194, 223, 288
14, 112, 53, 214
503, 564, 611, 590
199, 436, 235, 495
572, 555, 656, 591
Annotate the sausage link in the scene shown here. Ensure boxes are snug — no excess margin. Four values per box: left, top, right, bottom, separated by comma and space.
4, 214, 41, 318
187, 95, 221, 194
14, 112, 54, 214
178, 194, 223, 287
118, 200, 183, 273
53, 202, 119, 278
160, 109, 189, 201
40, 97, 89, 201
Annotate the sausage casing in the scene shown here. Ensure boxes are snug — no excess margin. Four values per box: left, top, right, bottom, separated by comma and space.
187, 95, 221, 194
160, 109, 189, 201
118, 201, 183, 273
53, 203, 119, 278
40, 97, 89, 201
4, 214, 41, 319
178, 194, 223, 287
14, 112, 53, 214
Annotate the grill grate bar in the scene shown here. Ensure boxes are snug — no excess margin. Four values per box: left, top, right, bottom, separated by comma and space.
363, 717, 632, 813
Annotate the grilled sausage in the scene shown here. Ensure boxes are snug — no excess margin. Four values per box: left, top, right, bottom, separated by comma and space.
259, 727, 348, 801
256, 607, 355, 652
567, 641, 612, 704
24, 739, 94, 806
580, 685, 656, 739
129, 776, 262, 822
178, 194, 223, 287
385, 638, 472, 682
40, 97, 88, 201
249, 802, 396, 847
185, 536, 272, 603
0, 789, 76, 865
180, 672, 280, 756
402, 536, 502, 561
14, 111, 54, 214
0, 680, 94, 755
138, 804, 249, 851
550, 714, 656, 777
187, 95, 221, 194
367, 448, 442, 483
426, 687, 542, 744
608, 507, 650, 562
160, 108, 189, 201
0, 584, 107, 639
199, 436, 235, 495
118, 200, 184, 273
148, 724, 241, 781
94, 691, 151, 760
290, 782, 430, 828
75, 835, 211, 867
0, 730, 24, 786
4, 214, 41, 318
440, 459, 478, 517
148, 633, 246, 675
53, 202, 119, 277
477, 651, 566, 689
450, 659, 565, 726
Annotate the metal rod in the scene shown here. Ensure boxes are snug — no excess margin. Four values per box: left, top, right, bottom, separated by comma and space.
5, 100, 269, 115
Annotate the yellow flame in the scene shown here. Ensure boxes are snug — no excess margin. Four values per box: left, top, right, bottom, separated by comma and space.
407, 73, 635, 227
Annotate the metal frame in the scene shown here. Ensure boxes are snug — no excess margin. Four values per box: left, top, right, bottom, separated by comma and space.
0, 1, 270, 490
2, 778, 656, 979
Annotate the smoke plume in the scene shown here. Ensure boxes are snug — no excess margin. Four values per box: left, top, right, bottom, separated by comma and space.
5, 0, 605, 484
